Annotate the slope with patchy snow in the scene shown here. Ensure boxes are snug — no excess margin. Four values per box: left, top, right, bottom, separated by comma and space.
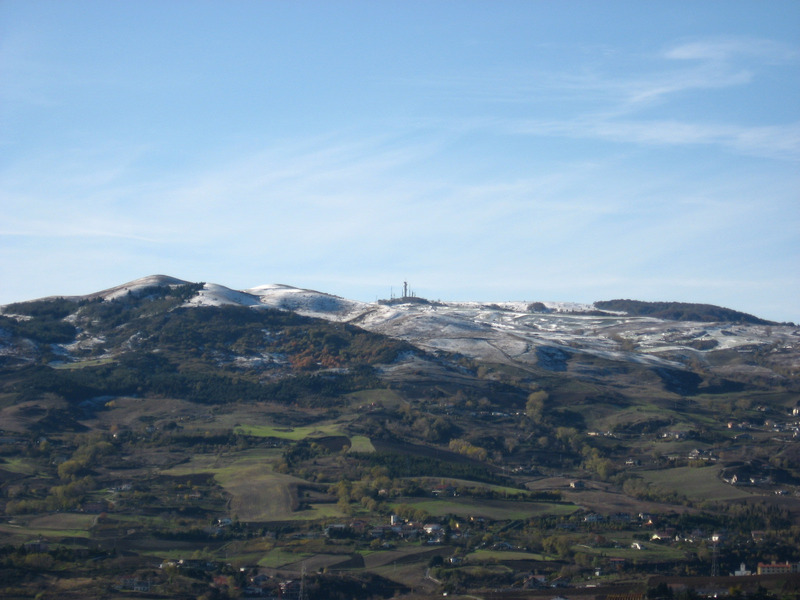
178, 280, 797, 375
4, 275, 797, 379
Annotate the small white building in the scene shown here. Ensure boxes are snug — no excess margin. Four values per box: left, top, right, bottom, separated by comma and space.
423, 523, 442, 535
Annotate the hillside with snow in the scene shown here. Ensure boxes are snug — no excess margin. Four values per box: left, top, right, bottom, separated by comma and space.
172, 279, 795, 378
4, 275, 795, 383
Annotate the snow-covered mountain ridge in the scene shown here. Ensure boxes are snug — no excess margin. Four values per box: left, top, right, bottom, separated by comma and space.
6, 275, 797, 379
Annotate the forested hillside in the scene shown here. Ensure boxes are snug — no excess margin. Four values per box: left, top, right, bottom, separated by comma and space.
595, 299, 779, 325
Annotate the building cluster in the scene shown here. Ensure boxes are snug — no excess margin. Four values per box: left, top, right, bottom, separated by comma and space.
129, 563, 296, 598
756, 561, 800, 575
325, 515, 470, 545
727, 418, 800, 437
117, 577, 151, 592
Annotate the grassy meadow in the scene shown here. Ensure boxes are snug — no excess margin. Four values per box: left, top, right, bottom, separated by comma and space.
638, 465, 753, 502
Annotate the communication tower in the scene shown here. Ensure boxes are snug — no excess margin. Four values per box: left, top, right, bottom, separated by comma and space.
711, 534, 720, 577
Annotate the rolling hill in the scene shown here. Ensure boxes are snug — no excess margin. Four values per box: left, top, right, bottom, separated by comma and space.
0, 276, 798, 599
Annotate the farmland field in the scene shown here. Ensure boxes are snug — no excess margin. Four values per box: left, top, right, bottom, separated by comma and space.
161, 448, 312, 521
414, 477, 531, 495
282, 553, 356, 571
638, 465, 753, 502
392, 497, 577, 520
348, 435, 375, 453
362, 545, 457, 569
0, 457, 38, 475
285, 503, 345, 521
27, 513, 96, 531
0, 516, 93, 539
470, 549, 554, 562
345, 388, 407, 408
258, 548, 312, 568
235, 423, 343, 440
573, 540, 686, 561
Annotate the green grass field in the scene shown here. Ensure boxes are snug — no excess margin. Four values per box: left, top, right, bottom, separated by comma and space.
162, 448, 351, 521
0, 522, 92, 539
258, 549, 312, 568
348, 436, 375, 453
27, 513, 96, 531
0, 457, 39, 475
52, 357, 115, 370
393, 497, 576, 520
573, 540, 686, 561
0, 512, 96, 546
162, 448, 310, 521
413, 477, 531, 496
638, 465, 752, 502
287, 504, 345, 521
235, 423, 343, 440
470, 549, 554, 562
362, 545, 456, 569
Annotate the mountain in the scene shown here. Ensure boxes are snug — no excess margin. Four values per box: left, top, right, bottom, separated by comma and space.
0, 276, 798, 598
1, 274, 797, 416
6, 275, 794, 381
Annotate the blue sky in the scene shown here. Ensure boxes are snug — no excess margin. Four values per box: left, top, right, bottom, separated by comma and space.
1, 1, 798, 322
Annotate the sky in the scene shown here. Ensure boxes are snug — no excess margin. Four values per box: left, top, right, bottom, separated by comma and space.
1, 1, 799, 323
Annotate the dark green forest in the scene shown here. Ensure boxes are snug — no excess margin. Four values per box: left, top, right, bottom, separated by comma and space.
595, 299, 778, 325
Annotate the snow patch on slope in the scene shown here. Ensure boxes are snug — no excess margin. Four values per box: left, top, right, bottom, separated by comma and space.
186, 283, 262, 308
7, 274, 793, 378
244, 284, 371, 322
183, 281, 372, 322
93, 275, 190, 301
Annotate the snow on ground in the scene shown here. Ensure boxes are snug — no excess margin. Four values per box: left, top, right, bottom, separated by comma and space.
185, 282, 371, 321
5, 274, 796, 377
0, 275, 192, 306
186, 283, 263, 308
186, 283, 794, 373
60, 335, 107, 353
244, 284, 371, 321
92, 275, 190, 301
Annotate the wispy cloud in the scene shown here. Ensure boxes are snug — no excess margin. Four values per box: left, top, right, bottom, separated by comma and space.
510, 117, 800, 160
621, 67, 752, 105
664, 37, 799, 62
0, 212, 160, 242
396, 36, 799, 160
623, 36, 798, 105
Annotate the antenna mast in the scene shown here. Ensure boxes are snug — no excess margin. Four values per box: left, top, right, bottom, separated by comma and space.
711, 534, 719, 577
